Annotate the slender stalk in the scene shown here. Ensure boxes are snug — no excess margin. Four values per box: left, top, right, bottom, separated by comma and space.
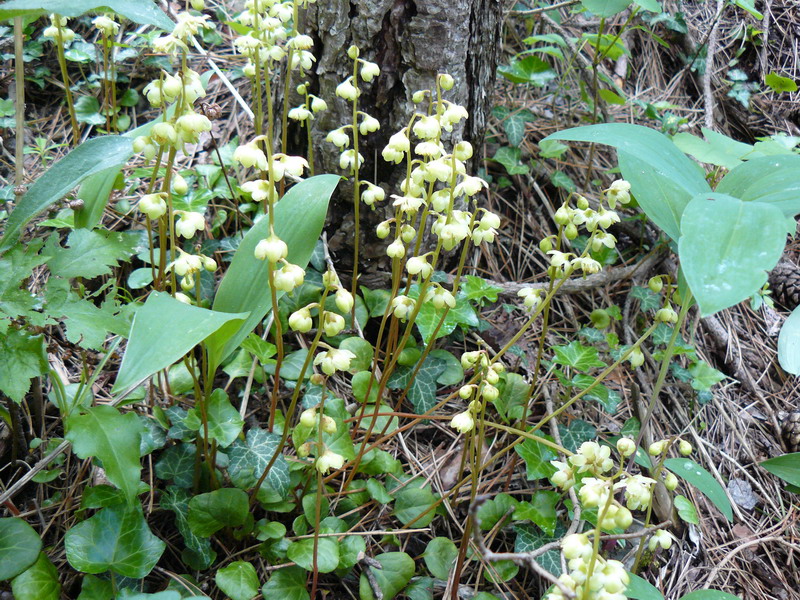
349, 56, 362, 325
309, 383, 327, 599
13, 18, 25, 192
53, 22, 80, 146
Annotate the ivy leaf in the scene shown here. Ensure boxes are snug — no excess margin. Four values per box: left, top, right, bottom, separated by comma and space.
688, 361, 726, 391
45, 229, 139, 279
287, 538, 339, 573
413, 293, 479, 344
261, 567, 309, 600
160, 487, 216, 570
155, 443, 196, 488
0, 518, 42, 580
65, 405, 143, 504
513, 491, 559, 536
553, 341, 606, 370
64, 504, 165, 578
558, 420, 597, 453
460, 275, 503, 304
629, 285, 662, 311
215, 561, 260, 600
514, 435, 557, 480
514, 522, 565, 575
0, 329, 47, 403
10, 553, 60, 600
502, 109, 536, 147
493, 372, 529, 423
570, 375, 621, 413
387, 356, 446, 414
188, 488, 249, 537
227, 428, 290, 499
492, 146, 530, 175
358, 552, 414, 600
190, 389, 243, 449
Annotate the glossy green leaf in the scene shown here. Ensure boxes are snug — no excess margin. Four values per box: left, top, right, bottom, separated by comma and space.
514, 435, 557, 480
765, 72, 798, 93
674, 494, 700, 525
513, 490, 559, 536
160, 486, 216, 569
581, 0, 632, 17
65, 405, 143, 504
64, 504, 165, 578
0, 136, 133, 252
779, 305, 800, 375
113, 292, 248, 392
672, 128, 753, 169
393, 487, 437, 527
681, 592, 741, 600
664, 458, 733, 521
287, 537, 339, 573
429, 349, 464, 385
10, 553, 60, 600
339, 337, 374, 372
207, 175, 339, 371
497, 56, 556, 86
74, 167, 119, 230
199, 388, 243, 449
386, 355, 446, 414
423, 538, 458, 579
77, 573, 113, 600
553, 341, 606, 370
0, 0, 174, 30
476, 493, 517, 531
215, 561, 259, 600
227, 427, 289, 499
0, 518, 42, 580
358, 552, 414, 600
625, 572, 664, 600
715, 155, 800, 217
188, 488, 249, 537
261, 567, 309, 600
544, 124, 711, 240
678, 193, 788, 316
760, 452, 800, 487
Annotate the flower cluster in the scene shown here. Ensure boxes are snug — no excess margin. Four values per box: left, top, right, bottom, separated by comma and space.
548, 533, 629, 600
449, 351, 504, 434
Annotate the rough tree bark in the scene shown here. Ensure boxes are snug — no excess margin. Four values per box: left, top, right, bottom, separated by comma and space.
299, 0, 502, 285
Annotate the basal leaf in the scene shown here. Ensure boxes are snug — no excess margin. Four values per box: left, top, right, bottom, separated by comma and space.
0, 136, 133, 252
664, 458, 733, 521
679, 193, 788, 316
760, 452, 800, 487
215, 561, 260, 600
0, 518, 42, 580
778, 305, 800, 375
113, 292, 248, 392
261, 566, 309, 600
287, 538, 339, 573
10, 553, 60, 600
423, 538, 458, 580
0, 0, 174, 30
581, 0, 633, 17
358, 552, 414, 600
65, 405, 143, 504
0, 329, 47, 403
715, 155, 800, 217
208, 175, 339, 371
681, 592, 741, 600
227, 428, 289, 499
544, 124, 711, 240
188, 488, 249, 537
625, 572, 664, 600
64, 504, 165, 578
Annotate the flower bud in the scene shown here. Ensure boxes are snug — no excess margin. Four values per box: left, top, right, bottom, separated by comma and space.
539, 237, 553, 253
300, 408, 317, 428
616, 438, 636, 457
320, 415, 337, 434
347, 45, 360, 59
649, 440, 667, 456
679, 440, 693, 456
655, 305, 678, 324
439, 73, 455, 90
335, 288, 354, 313
172, 174, 188, 195
376, 220, 391, 239
254, 235, 288, 262
412, 90, 427, 103
481, 384, 499, 402
297, 441, 312, 458
590, 309, 611, 330
664, 472, 678, 491
386, 239, 405, 259
323, 312, 345, 336
648, 276, 664, 294
289, 308, 313, 333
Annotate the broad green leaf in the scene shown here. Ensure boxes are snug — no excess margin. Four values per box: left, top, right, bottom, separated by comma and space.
215, 561, 259, 600
405, 577, 434, 600
386, 355, 446, 414
77, 574, 113, 600
632, 0, 661, 12
483, 559, 518, 583
64, 504, 165, 578
553, 341, 605, 370
544, 124, 710, 240
502, 109, 535, 147
515, 435, 557, 480
155, 443, 196, 488
664, 458, 733, 521
581, 33, 629, 60
287, 538, 339, 573
160, 487, 216, 570
0, 518, 42, 580
678, 193, 788, 316
688, 361, 726, 391
497, 56, 556, 86
188, 488, 249, 537
0, 0, 174, 30
760, 452, 800, 487
765, 72, 797, 93
358, 552, 414, 600
74, 167, 120, 230
339, 535, 366, 572
715, 155, 800, 217
672, 128, 754, 169
513, 490, 559, 536
413, 292, 479, 343
261, 567, 309, 600
570, 374, 621, 413
681, 592, 741, 600
393, 487, 437, 527
732, 0, 762, 19
674, 494, 699, 525
196, 388, 243, 449
0, 329, 47, 403
208, 175, 339, 371
0, 136, 133, 252
227, 428, 289, 499
65, 405, 143, 504
581, 0, 632, 17
493, 372, 528, 422
429, 349, 464, 385
492, 146, 529, 175
598, 88, 626, 105
423, 538, 458, 579
476, 493, 518, 531
113, 292, 248, 392
10, 552, 60, 600
625, 572, 664, 600
45, 229, 139, 279
366, 479, 393, 504
74, 96, 104, 125
460, 275, 503, 304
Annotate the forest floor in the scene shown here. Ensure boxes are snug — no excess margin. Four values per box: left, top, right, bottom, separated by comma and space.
1, 1, 799, 599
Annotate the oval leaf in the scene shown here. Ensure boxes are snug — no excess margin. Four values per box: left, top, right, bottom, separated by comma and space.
0, 518, 42, 581
10, 553, 60, 600
678, 193, 788, 316
760, 452, 800, 487
261, 566, 309, 600
358, 552, 414, 600
188, 488, 249, 537
423, 538, 458, 580
287, 537, 339, 573
215, 561, 260, 600
715, 155, 800, 217
625, 572, 664, 600
778, 306, 800, 375
0, 0, 174, 30
681, 592, 741, 600
664, 458, 733, 521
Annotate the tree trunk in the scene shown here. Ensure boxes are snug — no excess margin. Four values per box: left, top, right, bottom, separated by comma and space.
301, 0, 502, 285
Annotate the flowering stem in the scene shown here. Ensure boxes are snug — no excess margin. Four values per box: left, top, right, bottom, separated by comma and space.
54, 23, 79, 147
266, 263, 284, 432
310, 382, 326, 599
350, 57, 361, 325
